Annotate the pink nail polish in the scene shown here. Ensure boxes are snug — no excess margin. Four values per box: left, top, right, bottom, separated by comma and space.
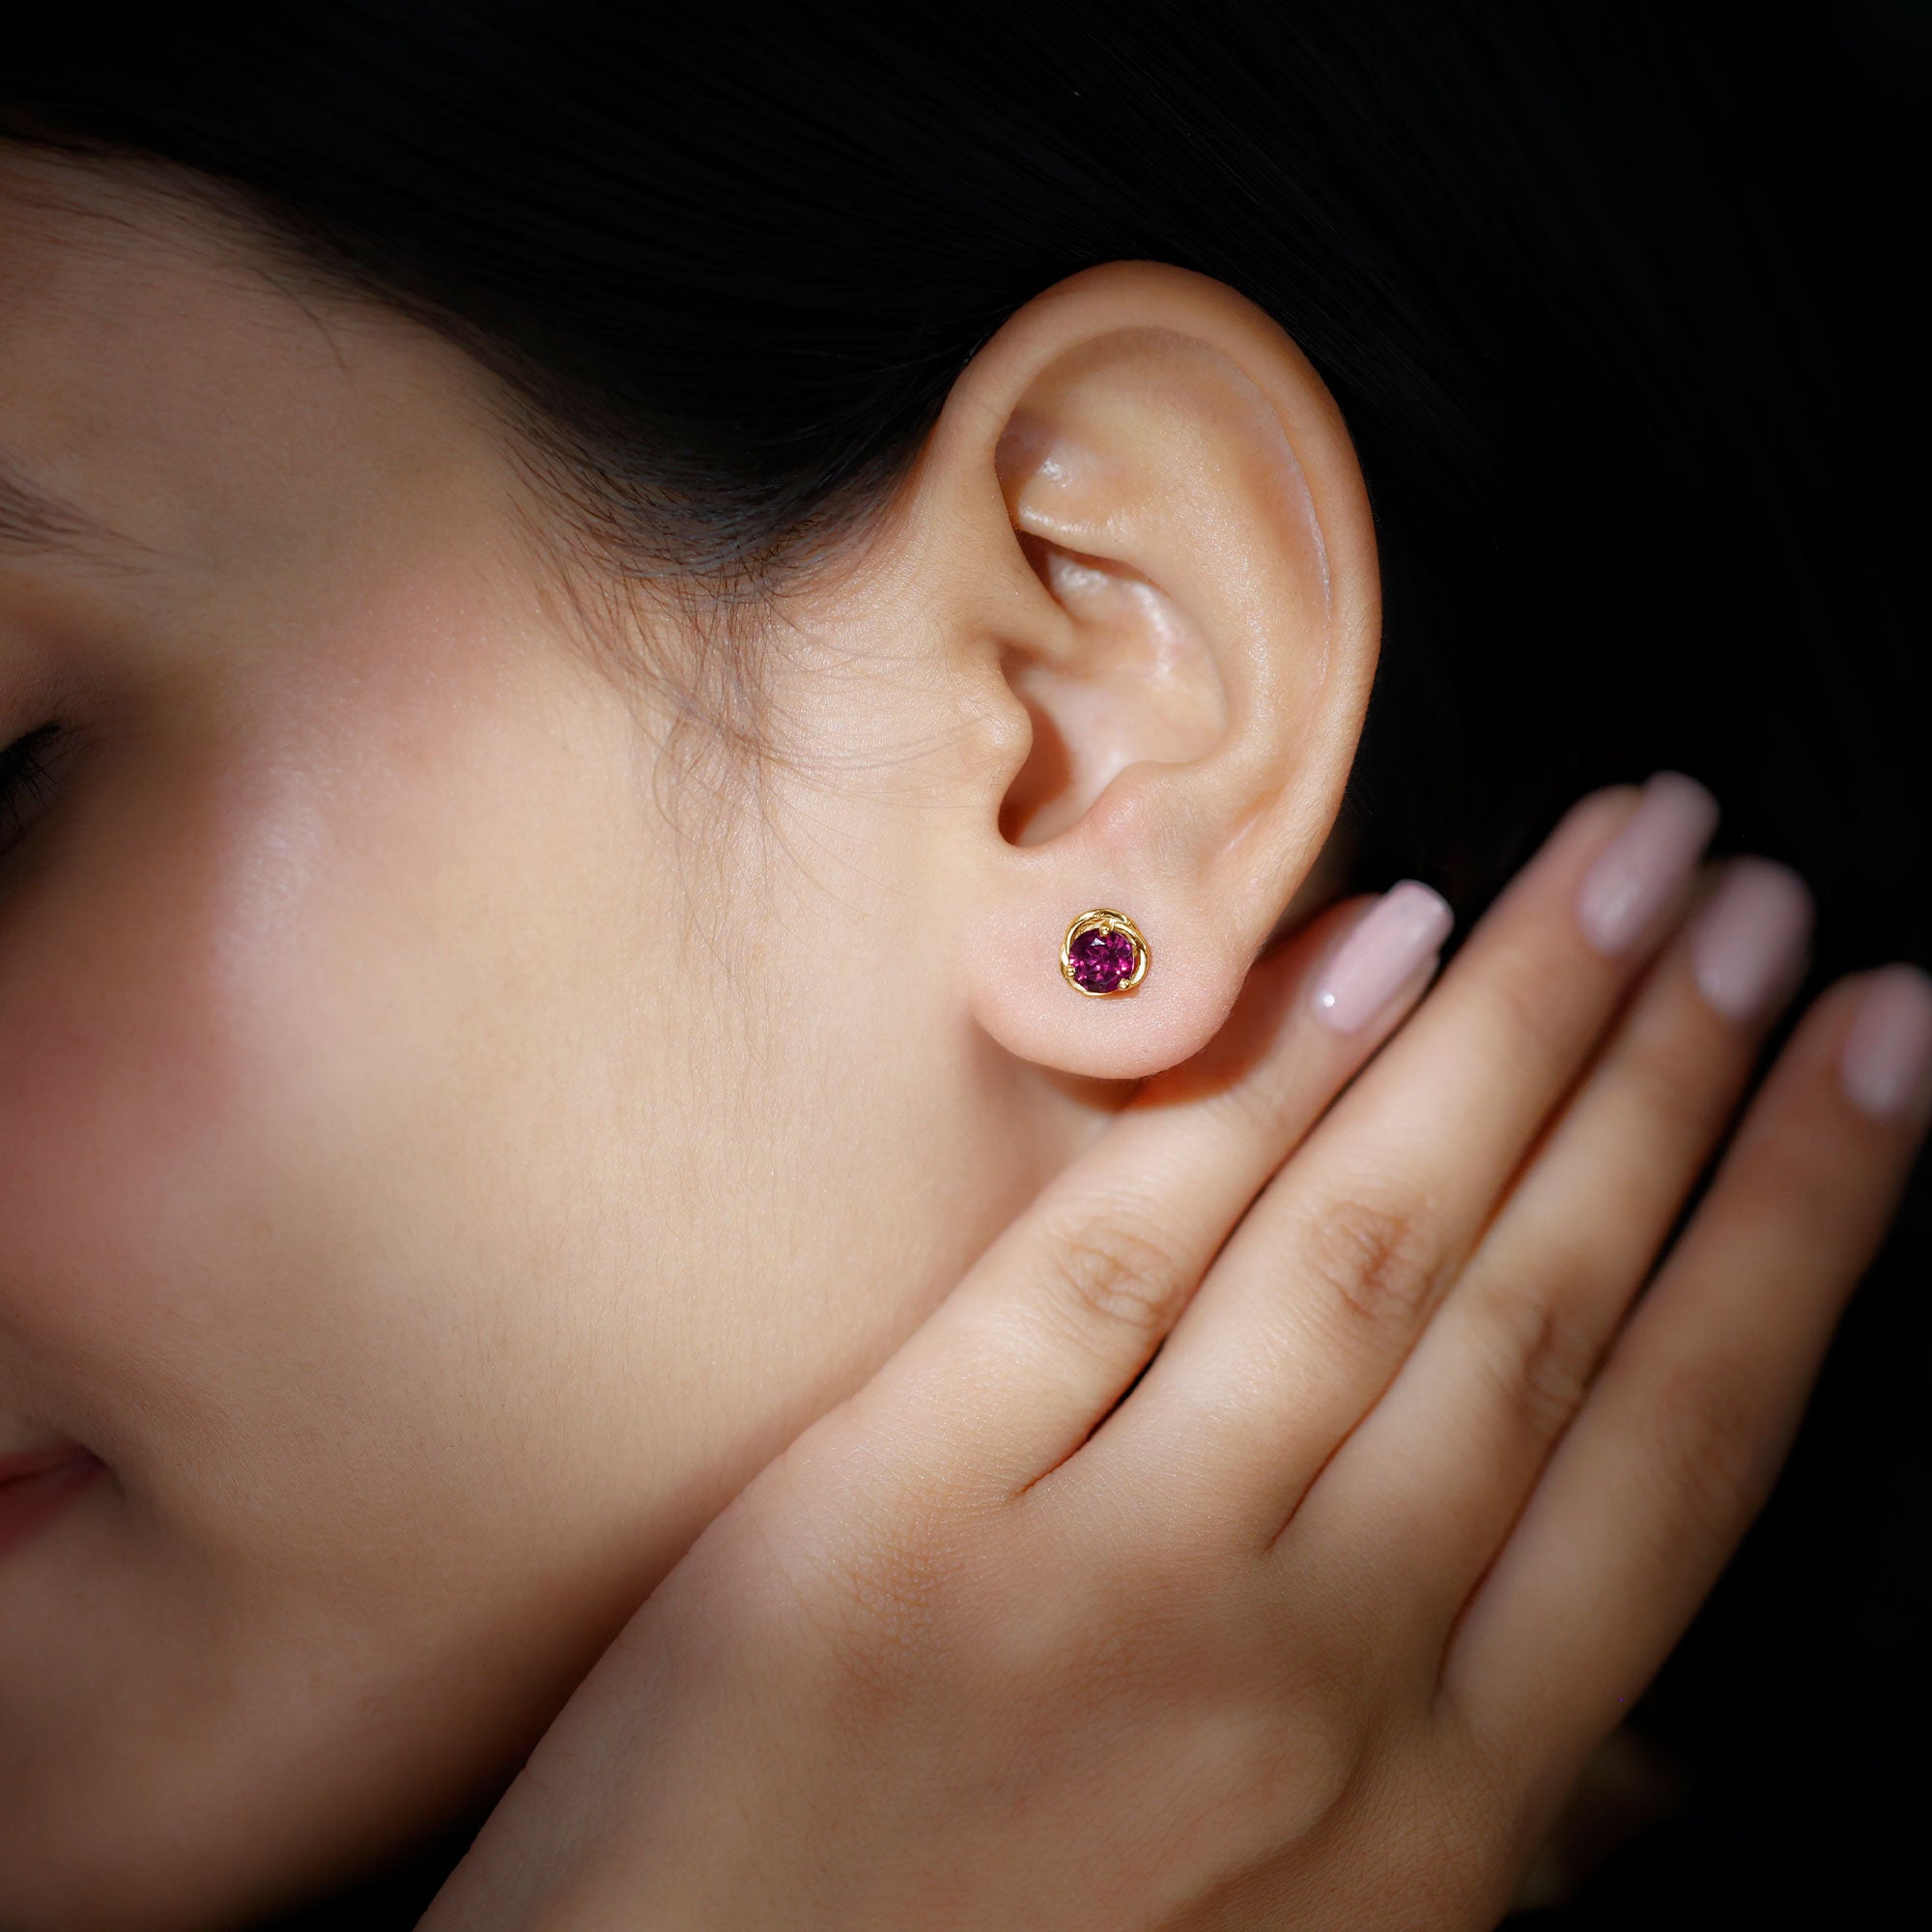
1839, 965, 1932, 1121
1688, 859, 1813, 1024
1575, 772, 1720, 956
1311, 880, 1454, 1034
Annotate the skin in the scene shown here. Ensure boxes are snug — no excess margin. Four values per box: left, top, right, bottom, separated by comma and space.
415, 795, 1925, 1930
2, 145, 1925, 1931
0, 154, 1135, 1924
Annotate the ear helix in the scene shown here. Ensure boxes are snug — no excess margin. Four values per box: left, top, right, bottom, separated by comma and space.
1060, 908, 1151, 997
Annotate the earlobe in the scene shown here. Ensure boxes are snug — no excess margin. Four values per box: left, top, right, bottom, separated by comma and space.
920, 263, 1379, 1081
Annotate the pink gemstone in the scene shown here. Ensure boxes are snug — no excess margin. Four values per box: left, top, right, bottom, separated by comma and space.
1068, 925, 1137, 992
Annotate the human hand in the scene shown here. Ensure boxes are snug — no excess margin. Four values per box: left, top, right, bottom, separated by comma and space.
418, 774, 1930, 1931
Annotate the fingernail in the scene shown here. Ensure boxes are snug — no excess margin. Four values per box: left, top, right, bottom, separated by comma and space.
1311, 880, 1454, 1034
1839, 964, 1932, 1121
1688, 859, 1813, 1024
1576, 772, 1720, 956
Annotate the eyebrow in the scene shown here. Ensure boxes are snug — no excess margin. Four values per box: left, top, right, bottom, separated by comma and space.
0, 448, 164, 572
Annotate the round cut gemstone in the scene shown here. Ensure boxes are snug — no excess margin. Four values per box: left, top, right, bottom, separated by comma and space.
1068, 924, 1138, 992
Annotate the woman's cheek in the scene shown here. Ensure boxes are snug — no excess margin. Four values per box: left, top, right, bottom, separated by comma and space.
0, 670, 659, 1924
13, 567, 588, 1435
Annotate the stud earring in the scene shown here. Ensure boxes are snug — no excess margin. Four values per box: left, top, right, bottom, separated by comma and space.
1061, 908, 1151, 996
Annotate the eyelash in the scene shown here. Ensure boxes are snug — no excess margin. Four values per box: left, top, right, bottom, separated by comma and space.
0, 723, 66, 859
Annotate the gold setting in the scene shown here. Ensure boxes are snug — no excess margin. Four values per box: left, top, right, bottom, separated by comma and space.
1060, 907, 1151, 997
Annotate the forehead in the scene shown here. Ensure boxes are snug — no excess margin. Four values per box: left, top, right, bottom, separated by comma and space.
0, 148, 507, 588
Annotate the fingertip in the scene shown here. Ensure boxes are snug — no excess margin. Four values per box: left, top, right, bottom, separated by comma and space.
1685, 857, 1814, 1027
1308, 879, 1455, 1036
1838, 962, 1932, 1123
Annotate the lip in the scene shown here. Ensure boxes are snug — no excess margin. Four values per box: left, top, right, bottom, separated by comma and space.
0, 1446, 104, 1564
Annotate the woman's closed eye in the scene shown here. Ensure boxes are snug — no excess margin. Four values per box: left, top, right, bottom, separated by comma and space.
0, 722, 69, 862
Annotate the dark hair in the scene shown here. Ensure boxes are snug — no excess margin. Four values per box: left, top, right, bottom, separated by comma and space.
6, 1, 1919, 924
5, 4, 1926, 1925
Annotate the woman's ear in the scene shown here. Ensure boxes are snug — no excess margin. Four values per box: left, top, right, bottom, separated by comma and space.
883, 260, 1380, 1081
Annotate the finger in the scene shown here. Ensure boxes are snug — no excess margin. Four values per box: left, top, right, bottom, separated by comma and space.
1084, 772, 1718, 1532
839, 882, 1452, 1502
1293, 856, 1813, 1638
1441, 963, 1932, 1796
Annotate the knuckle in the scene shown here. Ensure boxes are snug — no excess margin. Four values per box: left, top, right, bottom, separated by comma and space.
1736, 1103, 1862, 1242
1300, 1188, 1441, 1337
1286, 1722, 1498, 1927
1466, 1270, 1603, 1443
1215, 1057, 1303, 1147
1615, 1034, 1734, 1148
1215, 1691, 1366, 1854
767, 1488, 980, 1722
1040, 1207, 1189, 1349
1475, 946, 1582, 1078
1642, 1355, 1780, 1550
1411, 1785, 1512, 1924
